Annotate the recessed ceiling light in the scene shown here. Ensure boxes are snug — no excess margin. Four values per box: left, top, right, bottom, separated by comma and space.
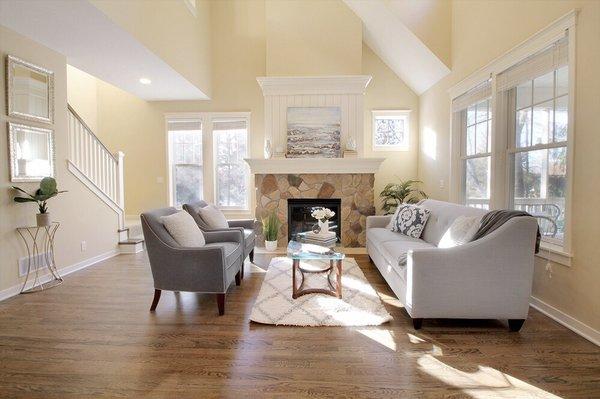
139, 77, 151, 85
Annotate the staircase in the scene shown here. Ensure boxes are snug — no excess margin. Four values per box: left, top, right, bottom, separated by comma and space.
67, 104, 144, 253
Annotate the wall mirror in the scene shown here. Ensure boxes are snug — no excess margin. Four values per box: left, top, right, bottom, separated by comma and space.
6, 55, 54, 124
8, 122, 55, 182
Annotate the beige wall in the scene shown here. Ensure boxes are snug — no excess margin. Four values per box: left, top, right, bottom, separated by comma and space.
418, 0, 600, 331
91, 0, 212, 97
362, 44, 420, 212
1, 27, 119, 293
386, 0, 452, 68
66, 65, 99, 132
265, 0, 362, 76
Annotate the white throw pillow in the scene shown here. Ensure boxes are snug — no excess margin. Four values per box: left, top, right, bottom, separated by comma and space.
161, 211, 205, 247
198, 204, 229, 229
438, 215, 481, 248
389, 204, 431, 239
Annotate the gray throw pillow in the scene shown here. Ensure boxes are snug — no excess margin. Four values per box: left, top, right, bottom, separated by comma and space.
161, 211, 205, 247
389, 204, 431, 238
198, 204, 229, 229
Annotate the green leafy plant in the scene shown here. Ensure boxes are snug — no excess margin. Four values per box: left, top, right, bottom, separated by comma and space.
12, 177, 66, 214
379, 179, 428, 215
261, 211, 282, 241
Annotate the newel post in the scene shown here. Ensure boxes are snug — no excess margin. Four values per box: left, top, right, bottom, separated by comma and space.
115, 151, 125, 210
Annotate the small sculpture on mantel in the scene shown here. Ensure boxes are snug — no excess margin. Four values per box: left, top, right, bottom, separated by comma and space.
264, 139, 272, 159
344, 137, 358, 158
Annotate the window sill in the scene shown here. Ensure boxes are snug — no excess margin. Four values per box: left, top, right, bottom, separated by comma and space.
536, 242, 572, 267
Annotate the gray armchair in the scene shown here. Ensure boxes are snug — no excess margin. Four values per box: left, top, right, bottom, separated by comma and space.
140, 207, 244, 315
183, 201, 256, 278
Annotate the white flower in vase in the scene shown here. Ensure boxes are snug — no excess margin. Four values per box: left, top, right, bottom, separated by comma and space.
311, 207, 335, 235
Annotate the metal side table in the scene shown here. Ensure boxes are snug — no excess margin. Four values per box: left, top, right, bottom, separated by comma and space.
16, 222, 63, 294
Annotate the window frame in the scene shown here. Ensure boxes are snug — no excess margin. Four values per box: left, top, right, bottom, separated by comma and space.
211, 113, 251, 211
448, 11, 577, 265
165, 112, 251, 213
371, 110, 411, 152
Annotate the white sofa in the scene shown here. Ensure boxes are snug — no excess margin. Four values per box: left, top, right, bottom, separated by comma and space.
366, 199, 538, 331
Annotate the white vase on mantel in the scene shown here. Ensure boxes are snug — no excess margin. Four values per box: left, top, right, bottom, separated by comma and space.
264, 140, 272, 159
318, 220, 330, 236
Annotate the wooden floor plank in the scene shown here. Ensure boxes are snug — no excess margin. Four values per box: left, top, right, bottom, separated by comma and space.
0, 252, 598, 398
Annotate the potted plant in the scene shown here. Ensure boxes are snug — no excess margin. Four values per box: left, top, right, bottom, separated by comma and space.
262, 211, 281, 252
311, 207, 335, 235
379, 179, 428, 215
12, 177, 66, 227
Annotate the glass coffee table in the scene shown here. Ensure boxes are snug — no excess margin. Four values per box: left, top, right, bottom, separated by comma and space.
287, 240, 345, 299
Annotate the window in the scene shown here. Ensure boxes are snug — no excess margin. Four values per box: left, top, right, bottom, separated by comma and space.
213, 118, 249, 209
372, 110, 410, 151
452, 82, 492, 209
504, 46, 569, 245
167, 118, 203, 208
449, 16, 574, 260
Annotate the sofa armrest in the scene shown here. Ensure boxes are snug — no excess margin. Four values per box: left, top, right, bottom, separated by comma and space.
228, 219, 256, 230
367, 215, 392, 229
406, 216, 538, 319
203, 229, 243, 244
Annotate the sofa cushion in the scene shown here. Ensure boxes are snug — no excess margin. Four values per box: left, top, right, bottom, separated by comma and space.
198, 204, 229, 229
438, 215, 481, 248
204, 242, 241, 269
381, 239, 435, 273
389, 204, 431, 238
367, 227, 427, 246
419, 199, 487, 246
161, 211, 205, 247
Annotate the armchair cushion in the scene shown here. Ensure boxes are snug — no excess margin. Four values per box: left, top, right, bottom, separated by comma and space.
161, 211, 205, 247
198, 204, 229, 229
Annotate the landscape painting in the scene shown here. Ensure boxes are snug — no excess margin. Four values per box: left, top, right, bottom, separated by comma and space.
286, 107, 341, 158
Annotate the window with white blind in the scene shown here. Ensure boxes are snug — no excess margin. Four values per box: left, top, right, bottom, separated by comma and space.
167, 118, 203, 208
213, 118, 249, 210
449, 13, 575, 260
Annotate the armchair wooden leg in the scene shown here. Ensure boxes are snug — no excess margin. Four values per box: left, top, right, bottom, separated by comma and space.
249, 249, 255, 263
412, 318, 423, 330
508, 319, 525, 332
216, 293, 225, 316
150, 289, 161, 311
235, 271, 241, 286
240, 261, 245, 279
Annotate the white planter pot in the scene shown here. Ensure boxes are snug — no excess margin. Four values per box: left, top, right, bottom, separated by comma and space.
265, 240, 278, 252
36, 213, 51, 227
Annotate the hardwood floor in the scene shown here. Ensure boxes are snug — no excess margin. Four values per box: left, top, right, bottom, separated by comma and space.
0, 252, 598, 398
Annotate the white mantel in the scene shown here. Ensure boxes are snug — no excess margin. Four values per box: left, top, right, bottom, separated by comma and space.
245, 157, 385, 175
257, 75, 372, 158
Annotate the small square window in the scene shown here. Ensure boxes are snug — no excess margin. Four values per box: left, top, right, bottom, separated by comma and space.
372, 110, 410, 151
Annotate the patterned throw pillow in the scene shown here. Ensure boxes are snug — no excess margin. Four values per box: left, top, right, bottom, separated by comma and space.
389, 204, 431, 238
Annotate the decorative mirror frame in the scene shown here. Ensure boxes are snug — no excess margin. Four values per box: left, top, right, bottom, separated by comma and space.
6, 55, 55, 124
8, 122, 55, 182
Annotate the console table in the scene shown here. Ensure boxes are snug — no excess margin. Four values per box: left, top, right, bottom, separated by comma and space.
16, 222, 63, 294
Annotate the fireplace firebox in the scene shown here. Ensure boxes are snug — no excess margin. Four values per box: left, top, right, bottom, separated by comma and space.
287, 198, 341, 242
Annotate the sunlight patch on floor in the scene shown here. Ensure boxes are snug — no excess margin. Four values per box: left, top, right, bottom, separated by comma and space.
418, 354, 563, 398
356, 328, 397, 351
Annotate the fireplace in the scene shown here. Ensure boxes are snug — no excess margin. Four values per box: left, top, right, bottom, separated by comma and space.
287, 198, 341, 242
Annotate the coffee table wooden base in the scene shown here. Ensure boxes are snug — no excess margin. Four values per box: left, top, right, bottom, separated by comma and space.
292, 259, 342, 299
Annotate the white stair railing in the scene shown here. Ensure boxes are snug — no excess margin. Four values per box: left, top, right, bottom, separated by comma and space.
67, 104, 125, 228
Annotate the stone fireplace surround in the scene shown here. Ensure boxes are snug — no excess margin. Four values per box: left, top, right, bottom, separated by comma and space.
255, 173, 375, 248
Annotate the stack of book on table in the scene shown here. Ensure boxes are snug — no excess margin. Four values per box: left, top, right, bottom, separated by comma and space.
303, 231, 337, 247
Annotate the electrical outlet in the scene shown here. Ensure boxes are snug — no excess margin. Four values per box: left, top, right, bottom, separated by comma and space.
156, 176, 164, 184
439, 179, 445, 190
545, 261, 553, 278
81, 241, 87, 252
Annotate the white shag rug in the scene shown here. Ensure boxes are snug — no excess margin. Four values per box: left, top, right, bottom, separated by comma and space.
250, 257, 393, 327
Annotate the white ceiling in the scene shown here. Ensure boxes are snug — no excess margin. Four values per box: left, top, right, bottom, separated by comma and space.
343, 0, 450, 95
0, 0, 209, 101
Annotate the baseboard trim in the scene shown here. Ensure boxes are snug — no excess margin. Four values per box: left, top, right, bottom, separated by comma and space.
530, 296, 600, 347
0, 249, 120, 302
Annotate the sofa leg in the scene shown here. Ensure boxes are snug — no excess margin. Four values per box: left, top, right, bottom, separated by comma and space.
249, 249, 255, 263
367, 254, 373, 264
235, 271, 241, 286
508, 319, 525, 332
150, 289, 161, 311
412, 318, 423, 330
216, 293, 225, 316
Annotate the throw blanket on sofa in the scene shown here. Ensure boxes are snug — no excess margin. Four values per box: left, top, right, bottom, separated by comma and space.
471, 210, 541, 253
